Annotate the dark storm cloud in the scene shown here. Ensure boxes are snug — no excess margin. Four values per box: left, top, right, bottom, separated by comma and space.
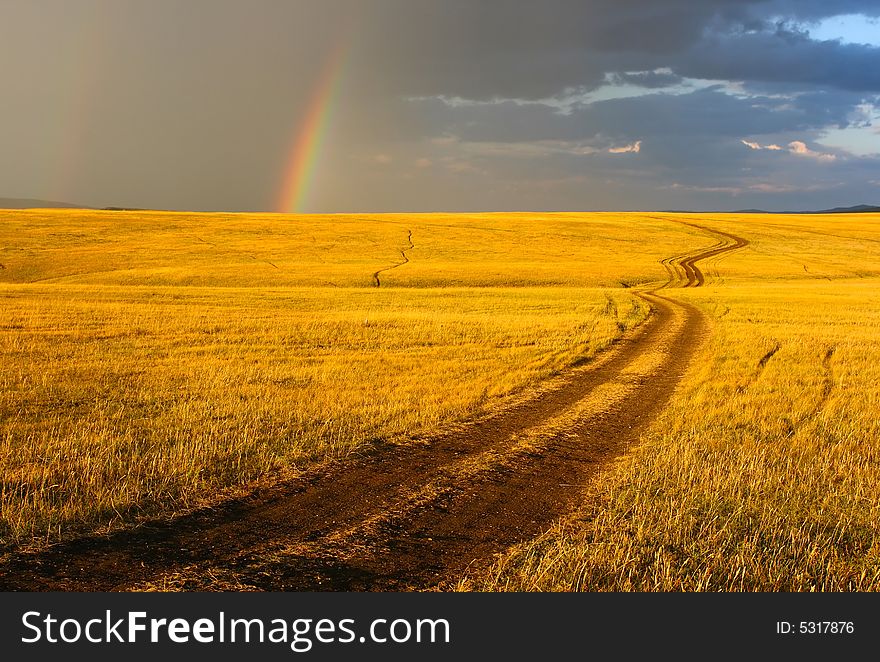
357, 0, 727, 99
346, 0, 880, 211
375, 79, 878, 211
1, 0, 879, 211
404, 87, 872, 145
675, 31, 880, 92
359, 0, 880, 100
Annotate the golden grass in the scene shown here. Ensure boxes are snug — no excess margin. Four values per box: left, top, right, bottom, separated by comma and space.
6, 208, 880, 592
463, 214, 880, 591
0, 209, 705, 288
2, 209, 709, 549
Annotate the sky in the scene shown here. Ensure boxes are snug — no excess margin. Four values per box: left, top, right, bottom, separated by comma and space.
2, 0, 880, 213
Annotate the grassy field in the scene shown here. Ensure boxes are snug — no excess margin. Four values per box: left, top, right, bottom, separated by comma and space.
3, 209, 880, 593
462, 213, 880, 591
0, 209, 703, 288
0, 209, 703, 549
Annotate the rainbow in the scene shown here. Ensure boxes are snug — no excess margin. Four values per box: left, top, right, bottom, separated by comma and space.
51, 12, 108, 204
276, 42, 349, 214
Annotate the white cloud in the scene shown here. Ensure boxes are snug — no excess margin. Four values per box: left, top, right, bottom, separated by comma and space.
787, 140, 836, 161
608, 140, 642, 154
741, 139, 782, 150
741, 138, 835, 161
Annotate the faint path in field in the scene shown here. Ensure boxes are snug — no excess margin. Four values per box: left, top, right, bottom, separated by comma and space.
372, 230, 413, 287
194, 235, 279, 270
734, 339, 781, 395
781, 345, 837, 438
758, 343, 781, 369
805, 345, 837, 420
0, 220, 749, 592
818, 345, 836, 409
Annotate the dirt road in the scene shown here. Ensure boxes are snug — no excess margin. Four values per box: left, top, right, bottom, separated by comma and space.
0, 222, 748, 591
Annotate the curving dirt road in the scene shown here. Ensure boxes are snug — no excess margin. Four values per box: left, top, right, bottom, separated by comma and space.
0, 221, 748, 591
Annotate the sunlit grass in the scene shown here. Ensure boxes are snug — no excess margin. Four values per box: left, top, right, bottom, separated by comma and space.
1, 209, 693, 548
462, 215, 880, 592
0, 209, 705, 288
6, 208, 880, 591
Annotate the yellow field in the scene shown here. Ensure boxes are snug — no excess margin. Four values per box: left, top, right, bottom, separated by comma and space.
3, 209, 880, 593
0, 209, 704, 288
0, 209, 702, 548
462, 213, 880, 591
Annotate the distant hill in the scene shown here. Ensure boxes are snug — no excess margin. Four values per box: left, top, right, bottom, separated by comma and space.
0, 197, 88, 209
0, 199, 152, 211
811, 204, 880, 214
733, 204, 880, 214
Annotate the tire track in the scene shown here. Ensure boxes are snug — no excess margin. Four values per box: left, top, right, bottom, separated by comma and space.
676, 224, 748, 287
651, 217, 747, 289
371, 230, 413, 287
0, 221, 749, 591
782, 345, 836, 438
735, 341, 780, 394
818, 345, 836, 410
758, 342, 781, 369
